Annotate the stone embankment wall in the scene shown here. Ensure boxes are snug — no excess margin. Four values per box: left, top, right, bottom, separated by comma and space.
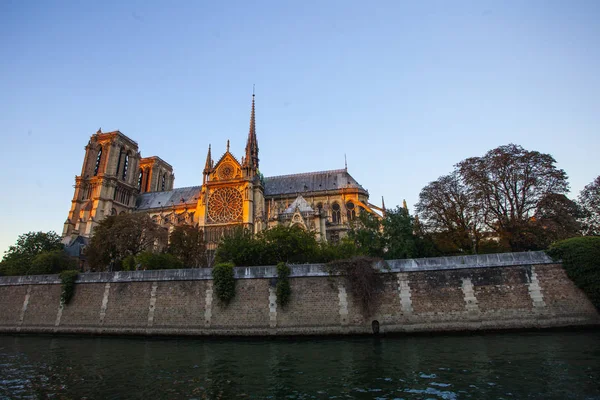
0, 252, 598, 336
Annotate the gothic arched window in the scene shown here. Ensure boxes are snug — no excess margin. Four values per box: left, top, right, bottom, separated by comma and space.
346, 201, 356, 221
116, 148, 123, 176
94, 147, 103, 176
161, 173, 166, 191
122, 154, 129, 180
138, 169, 143, 189
332, 202, 341, 224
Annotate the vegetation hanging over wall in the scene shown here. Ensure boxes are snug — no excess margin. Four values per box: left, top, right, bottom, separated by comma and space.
0, 231, 73, 276
276, 262, 291, 307
212, 262, 236, 304
327, 256, 386, 317
59, 270, 79, 304
547, 236, 600, 310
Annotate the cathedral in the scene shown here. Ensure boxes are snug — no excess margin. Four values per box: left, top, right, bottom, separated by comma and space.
62, 95, 385, 256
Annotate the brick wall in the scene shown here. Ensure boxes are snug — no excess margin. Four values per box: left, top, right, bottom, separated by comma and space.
0, 257, 598, 336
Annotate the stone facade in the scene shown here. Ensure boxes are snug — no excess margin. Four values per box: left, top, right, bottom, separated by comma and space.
62, 95, 384, 254
0, 252, 597, 336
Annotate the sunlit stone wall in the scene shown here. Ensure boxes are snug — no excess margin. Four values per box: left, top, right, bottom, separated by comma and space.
0, 252, 598, 336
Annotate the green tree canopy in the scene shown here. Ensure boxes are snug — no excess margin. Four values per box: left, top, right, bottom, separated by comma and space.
0, 231, 65, 276
85, 213, 167, 271
416, 144, 572, 253
167, 224, 207, 267
579, 175, 600, 236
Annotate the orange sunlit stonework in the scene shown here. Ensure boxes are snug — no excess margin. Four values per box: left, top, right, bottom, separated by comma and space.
61, 95, 385, 253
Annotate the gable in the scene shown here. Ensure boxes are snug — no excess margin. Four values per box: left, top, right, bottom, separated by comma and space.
211, 152, 243, 181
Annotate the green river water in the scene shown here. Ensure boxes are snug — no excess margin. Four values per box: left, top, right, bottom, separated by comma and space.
0, 330, 599, 399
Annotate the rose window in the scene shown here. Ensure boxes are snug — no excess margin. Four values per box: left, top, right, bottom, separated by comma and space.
207, 187, 243, 223
218, 163, 235, 180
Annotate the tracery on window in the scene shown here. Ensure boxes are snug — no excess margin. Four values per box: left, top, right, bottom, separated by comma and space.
207, 187, 243, 223
346, 201, 356, 221
161, 173, 166, 191
316, 202, 323, 214
331, 202, 341, 224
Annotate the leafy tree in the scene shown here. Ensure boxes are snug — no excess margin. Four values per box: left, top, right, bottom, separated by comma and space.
531, 193, 584, 248
136, 251, 183, 270
85, 213, 167, 271
384, 206, 421, 259
215, 226, 264, 266
415, 172, 484, 254
0, 231, 65, 276
30, 250, 77, 275
216, 225, 322, 266
547, 236, 600, 310
578, 175, 600, 236
348, 212, 386, 257
456, 144, 569, 251
168, 225, 207, 267
348, 206, 432, 259
260, 225, 320, 264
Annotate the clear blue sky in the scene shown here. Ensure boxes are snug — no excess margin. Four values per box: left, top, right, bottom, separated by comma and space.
1, 0, 599, 254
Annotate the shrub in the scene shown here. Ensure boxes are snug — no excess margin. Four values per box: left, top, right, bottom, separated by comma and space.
212, 262, 236, 304
59, 270, 79, 305
122, 255, 136, 271
547, 236, 600, 310
276, 262, 291, 307
30, 250, 76, 275
327, 256, 386, 317
136, 252, 183, 270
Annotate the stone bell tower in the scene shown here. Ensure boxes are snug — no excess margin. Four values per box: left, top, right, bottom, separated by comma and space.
62, 129, 142, 240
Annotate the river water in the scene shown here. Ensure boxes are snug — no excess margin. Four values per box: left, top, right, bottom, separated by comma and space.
0, 331, 599, 399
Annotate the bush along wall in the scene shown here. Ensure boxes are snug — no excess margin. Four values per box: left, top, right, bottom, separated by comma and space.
276, 262, 291, 307
59, 270, 79, 305
547, 236, 600, 310
212, 262, 236, 304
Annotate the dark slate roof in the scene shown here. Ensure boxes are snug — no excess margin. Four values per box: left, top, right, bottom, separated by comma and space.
136, 186, 201, 210
264, 169, 366, 197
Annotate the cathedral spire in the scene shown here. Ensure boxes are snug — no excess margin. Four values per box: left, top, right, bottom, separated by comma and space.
243, 91, 259, 172
204, 144, 212, 172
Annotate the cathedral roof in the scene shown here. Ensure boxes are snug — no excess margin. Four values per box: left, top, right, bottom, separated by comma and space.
135, 186, 201, 211
263, 169, 366, 197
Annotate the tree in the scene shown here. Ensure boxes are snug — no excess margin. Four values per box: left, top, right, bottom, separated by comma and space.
532, 193, 584, 248
347, 211, 386, 257
167, 225, 207, 267
85, 213, 167, 271
215, 226, 264, 266
415, 172, 483, 254
0, 231, 65, 276
579, 175, 600, 236
348, 206, 433, 259
260, 225, 320, 264
457, 144, 569, 251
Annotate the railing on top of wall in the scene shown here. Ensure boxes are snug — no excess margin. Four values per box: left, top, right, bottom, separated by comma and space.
0, 251, 555, 286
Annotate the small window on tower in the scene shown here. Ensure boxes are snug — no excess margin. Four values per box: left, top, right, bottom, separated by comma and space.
138, 170, 143, 189
161, 173, 166, 191
94, 147, 103, 176
122, 154, 129, 180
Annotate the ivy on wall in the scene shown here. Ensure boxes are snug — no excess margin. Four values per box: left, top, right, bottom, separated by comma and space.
212, 262, 236, 304
327, 256, 386, 317
276, 262, 291, 307
59, 270, 79, 304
